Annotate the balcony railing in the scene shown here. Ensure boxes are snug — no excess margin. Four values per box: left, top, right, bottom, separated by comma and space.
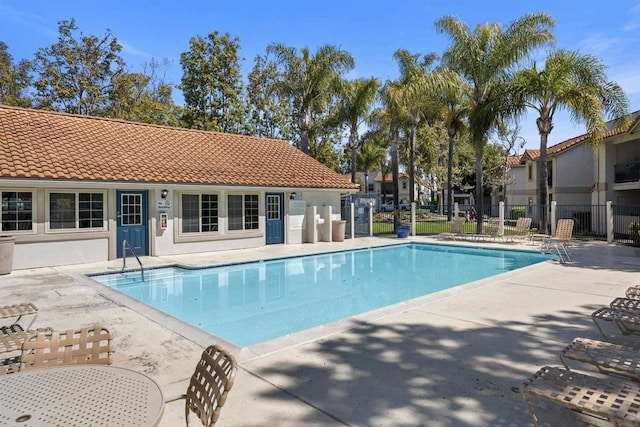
615, 161, 640, 183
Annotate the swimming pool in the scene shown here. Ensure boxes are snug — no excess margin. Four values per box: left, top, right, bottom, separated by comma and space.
90, 243, 551, 346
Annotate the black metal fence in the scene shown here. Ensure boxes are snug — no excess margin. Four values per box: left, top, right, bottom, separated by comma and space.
365, 203, 640, 246
613, 204, 640, 245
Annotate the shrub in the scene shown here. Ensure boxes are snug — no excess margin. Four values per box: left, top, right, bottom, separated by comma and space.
510, 207, 526, 219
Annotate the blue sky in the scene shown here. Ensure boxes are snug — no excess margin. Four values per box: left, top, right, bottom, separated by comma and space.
1, 0, 639, 151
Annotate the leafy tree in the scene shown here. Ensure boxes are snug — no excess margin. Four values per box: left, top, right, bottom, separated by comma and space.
306, 96, 346, 171
513, 49, 628, 230
106, 58, 181, 126
435, 13, 555, 231
246, 53, 294, 140
33, 19, 125, 115
0, 41, 32, 107
332, 77, 380, 183
267, 43, 355, 154
180, 31, 247, 133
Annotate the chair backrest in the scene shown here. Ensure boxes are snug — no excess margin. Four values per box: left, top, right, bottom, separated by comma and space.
555, 219, 574, 240
185, 345, 238, 427
20, 326, 113, 371
485, 217, 501, 235
451, 217, 466, 234
514, 217, 532, 236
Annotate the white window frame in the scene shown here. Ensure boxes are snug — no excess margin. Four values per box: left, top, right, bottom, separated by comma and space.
179, 192, 220, 235
0, 189, 36, 234
45, 190, 107, 233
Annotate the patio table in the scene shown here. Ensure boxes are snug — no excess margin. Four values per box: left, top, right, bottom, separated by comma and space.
0, 365, 164, 426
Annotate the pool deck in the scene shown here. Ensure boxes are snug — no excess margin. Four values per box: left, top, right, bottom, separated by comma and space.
1, 236, 639, 426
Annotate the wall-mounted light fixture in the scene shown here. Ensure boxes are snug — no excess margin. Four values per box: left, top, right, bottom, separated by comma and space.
161, 189, 169, 199
289, 192, 297, 200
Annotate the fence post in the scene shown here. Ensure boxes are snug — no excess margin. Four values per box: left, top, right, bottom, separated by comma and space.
606, 201, 613, 243
550, 201, 557, 236
411, 202, 416, 236
499, 201, 505, 236
350, 202, 355, 239
454, 202, 459, 219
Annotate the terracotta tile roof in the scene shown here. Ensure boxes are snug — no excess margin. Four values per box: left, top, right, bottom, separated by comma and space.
520, 149, 540, 163
523, 111, 640, 161
0, 106, 357, 190
506, 155, 523, 167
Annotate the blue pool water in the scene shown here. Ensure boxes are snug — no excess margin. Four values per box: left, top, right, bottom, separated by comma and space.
90, 244, 551, 346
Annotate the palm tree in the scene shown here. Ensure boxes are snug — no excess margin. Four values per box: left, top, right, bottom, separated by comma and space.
376, 80, 408, 230
431, 67, 470, 220
333, 77, 380, 183
267, 43, 355, 154
358, 130, 388, 193
513, 49, 628, 231
393, 49, 439, 204
435, 13, 555, 231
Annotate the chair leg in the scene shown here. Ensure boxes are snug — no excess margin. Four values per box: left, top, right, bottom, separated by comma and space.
520, 390, 542, 427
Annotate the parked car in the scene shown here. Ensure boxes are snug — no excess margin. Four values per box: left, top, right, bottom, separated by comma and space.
379, 201, 410, 212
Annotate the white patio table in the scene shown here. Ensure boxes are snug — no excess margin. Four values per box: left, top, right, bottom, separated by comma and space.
0, 365, 164, 426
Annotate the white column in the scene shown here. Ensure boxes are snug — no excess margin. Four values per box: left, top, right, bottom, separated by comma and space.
498, 201, 505, 236
411, 202, 416, 236
550, 201, 557, 236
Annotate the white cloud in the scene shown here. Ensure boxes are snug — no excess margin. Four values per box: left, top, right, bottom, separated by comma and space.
578, 35, 618, 56
119, 41, 153, 59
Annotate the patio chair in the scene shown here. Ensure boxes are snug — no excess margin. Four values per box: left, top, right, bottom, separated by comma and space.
560, 337, 640, 381
17, 326, 114, 372
521, 365, 640, 426
505, 217, 532, 242
610, 297, 640, 312
540, 219, 574, 262
592, 307, 640, 339
473, 217, 503, 242
166, 344, 238, 427
0, 303, 38, 333
626, 286, 640, 300
437, 216, 467, 240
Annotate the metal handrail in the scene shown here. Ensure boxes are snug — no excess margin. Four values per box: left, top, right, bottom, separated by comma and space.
122, 239, 144, 282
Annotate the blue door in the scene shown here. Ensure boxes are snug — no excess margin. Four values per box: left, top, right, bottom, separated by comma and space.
116, 190, 148, 257
265, 193, 284, 244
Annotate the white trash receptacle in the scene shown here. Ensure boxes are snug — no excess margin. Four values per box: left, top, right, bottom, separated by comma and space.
0, 236, 15, 275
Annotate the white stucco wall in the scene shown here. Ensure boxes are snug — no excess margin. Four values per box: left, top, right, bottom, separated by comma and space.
3, 182, 351, 270
13, 238, 108, 269
505, 166, 529, 206
553, 144, 594, 205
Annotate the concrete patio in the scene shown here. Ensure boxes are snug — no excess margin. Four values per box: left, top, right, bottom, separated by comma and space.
1, 237, 638, 426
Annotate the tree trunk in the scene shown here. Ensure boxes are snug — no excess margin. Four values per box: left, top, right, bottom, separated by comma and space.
390, 123, 400, 231
364, 171, 369, 194
298, 107, 311, 154
349, 128, 358, 184
537, 115, 552, 233
475, 144, 484, 233
447, 130, 455, 222
350, 148, 357, 184
409, 125, 416, 203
